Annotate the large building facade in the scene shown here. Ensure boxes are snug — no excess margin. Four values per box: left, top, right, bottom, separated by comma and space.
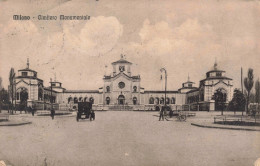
13, 56, 233, 111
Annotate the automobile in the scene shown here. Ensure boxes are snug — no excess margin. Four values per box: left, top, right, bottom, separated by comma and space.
76, 102, 95, 121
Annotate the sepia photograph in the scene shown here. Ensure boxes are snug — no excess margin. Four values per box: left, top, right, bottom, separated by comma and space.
0, 0, 260, 166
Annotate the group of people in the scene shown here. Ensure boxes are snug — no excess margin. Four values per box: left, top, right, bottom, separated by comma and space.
27, 106, 36, 116
157, 105, 174, 121
28, 105, 55, 120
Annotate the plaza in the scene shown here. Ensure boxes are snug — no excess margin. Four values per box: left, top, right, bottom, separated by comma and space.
0, 111, 259, 166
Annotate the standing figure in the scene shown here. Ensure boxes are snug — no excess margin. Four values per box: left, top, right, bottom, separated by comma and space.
51, 108, 55, 120
31, 106, 35, 116
28, 106, 32, 115
90, 110, 95, 121
159, 105, 164, 121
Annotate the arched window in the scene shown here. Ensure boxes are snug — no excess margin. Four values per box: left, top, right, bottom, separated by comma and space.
68, 97, 72, 104
79, 97, 83, 102
155, 97, 159, 105
89, 97, 94, 104
74, 97, 78, 103
16, 92, 20, 100
133, 97, 137, 105
38, 88, 43, 101
171, 97, 175, 104
106, 86, 110, 92
149, 97, 154, 104
133, 86, 137, 92
106, 97, 110, 105
166, 97, 170, 104
160, 97, 164, 104
84, 97, 88, 102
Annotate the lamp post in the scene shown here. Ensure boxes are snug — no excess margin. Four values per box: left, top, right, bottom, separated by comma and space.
50, 78, 53, 110
160, 68, 167, 106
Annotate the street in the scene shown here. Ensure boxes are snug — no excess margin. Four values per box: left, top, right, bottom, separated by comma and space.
0, 111, 259, 166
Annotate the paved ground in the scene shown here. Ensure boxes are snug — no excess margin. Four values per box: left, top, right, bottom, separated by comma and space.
0, 111, 259, 166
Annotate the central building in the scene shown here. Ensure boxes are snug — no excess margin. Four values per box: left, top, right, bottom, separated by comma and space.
103, 57, 141, 106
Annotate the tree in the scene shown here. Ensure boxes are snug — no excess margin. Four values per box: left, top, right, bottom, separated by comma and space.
255, 79, 260, 104
244, 68, 254, 114
212, 89, 226, 115
228, 89, 246, 115
9, 68, 15, 114
0, 77, 2, 112
0, 77, 2, 90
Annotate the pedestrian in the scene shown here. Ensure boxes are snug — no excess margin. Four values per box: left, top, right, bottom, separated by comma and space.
28, 106, 32, 115
90, 109, 95, 121
51, 108, 55, 120
169, 107, 173, 118
159, 105, 164, 121
31, 106, 35, 116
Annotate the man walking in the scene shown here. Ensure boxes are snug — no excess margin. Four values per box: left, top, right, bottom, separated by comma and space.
159, 105, 164, 121
31, 106, 35, 116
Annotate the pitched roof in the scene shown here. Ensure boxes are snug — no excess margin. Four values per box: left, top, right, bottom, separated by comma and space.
18, 68, 37, 73
111, 59, 132, 65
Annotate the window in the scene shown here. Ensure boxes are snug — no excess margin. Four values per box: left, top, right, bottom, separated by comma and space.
22, 72, 27, 76
166, 98, 170, 104
84, 97, 88, 102
89, 97, 94, 104
188, 83, 192, 87
74, 97, 78, 103
79, 97, 83, 102
216, 72, 222, 77
16, 92, 19, 100
68, 97, 72, 104
106, 86, 110, 92
160, 98, 164, 104
118, 82, 125, 89
155, 97, 159, 104
171, 97, 175, 104
51, 83, 56, 87
119, 66, 125, 72
149, 97, 154, 104
133, 86, 137, 92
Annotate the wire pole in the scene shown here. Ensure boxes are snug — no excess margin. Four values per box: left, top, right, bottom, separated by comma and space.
50, 78, 53, 110
241, 67, 243, 93
160, 68, 167, 106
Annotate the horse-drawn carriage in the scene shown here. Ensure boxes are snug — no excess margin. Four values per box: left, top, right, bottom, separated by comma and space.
76, 102, 95, 121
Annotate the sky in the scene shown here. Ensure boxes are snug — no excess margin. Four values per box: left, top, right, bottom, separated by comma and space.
0, 0, 260, 91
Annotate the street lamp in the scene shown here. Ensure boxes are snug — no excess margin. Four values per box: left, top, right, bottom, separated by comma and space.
50, 78, 53, 110
160, 68, 167, 106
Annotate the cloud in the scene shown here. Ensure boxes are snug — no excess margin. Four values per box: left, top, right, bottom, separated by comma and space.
47, 16, 123, 57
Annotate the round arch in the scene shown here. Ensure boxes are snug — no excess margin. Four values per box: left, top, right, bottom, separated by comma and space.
106, 97, 110, 105
89, 97, 94, 104
133, 97, 137, 105
160, 97, 164, 104
74, 97, 78, 103
149, 97, 154, 104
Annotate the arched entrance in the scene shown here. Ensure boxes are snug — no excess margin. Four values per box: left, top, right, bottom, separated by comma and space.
133, 97, 137, 105
118, 95, 125, 105
213, 88, 227, 111
106, 97, 110, 105
19, 88, 28, 110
